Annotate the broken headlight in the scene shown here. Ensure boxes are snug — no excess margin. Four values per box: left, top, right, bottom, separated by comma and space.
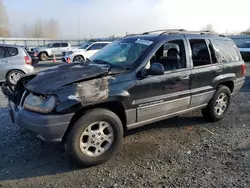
23, 93, 57, 114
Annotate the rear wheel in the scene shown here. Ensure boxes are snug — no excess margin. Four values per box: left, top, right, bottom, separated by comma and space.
39, 52, 48, 61
6, 70, 24, 85
202, 86, 231, 122
65, 108, 123, 167
73, 55, 84, 62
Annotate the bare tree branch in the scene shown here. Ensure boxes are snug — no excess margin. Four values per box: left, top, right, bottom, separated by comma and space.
0, 0, 10, 37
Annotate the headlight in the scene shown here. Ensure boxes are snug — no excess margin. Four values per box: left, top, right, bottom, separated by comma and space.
23, 93, 57, 114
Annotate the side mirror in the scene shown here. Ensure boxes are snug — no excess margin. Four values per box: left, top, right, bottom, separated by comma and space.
148, 62, 164, 75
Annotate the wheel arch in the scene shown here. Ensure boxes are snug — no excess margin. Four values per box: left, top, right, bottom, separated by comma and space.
62, 100, 127, 142
212, 73, 235, 93
6, 69, 25, 79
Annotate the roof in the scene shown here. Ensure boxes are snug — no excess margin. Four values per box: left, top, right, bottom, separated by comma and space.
0, 43, 24, 48
124, 29, 227, 40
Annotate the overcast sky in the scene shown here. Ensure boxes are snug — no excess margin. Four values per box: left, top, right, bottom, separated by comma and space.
3, 0, 250, 38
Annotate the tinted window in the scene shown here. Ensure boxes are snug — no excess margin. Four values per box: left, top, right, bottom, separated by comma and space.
89, 44, 101, 50
0, 47, 7, 58
189, 39, 211, 67
6, 47, 18, 56
61, 43, 68, 47
211, 39, 241, 63
100, 43, 108, 48
149, 39, 186, 71
52, 43, 60, 48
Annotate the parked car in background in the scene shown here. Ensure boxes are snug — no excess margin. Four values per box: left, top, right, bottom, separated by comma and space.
61, 42, 93, 58
238, 41, 250, 61
62, 41, 110, 62
0, 44, 34, 85
37, 42, 71, 61
26, 50, 39, 65
1, 29, 245, 167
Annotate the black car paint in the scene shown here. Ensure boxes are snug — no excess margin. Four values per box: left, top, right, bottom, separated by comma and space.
27, 51, 39, 65
2, 33, 245, 142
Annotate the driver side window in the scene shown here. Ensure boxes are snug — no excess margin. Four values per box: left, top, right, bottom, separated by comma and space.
147, 40, 186, 72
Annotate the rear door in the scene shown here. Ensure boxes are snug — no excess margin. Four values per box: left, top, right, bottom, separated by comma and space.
0, 46, 9, 80
185, 37, 222, 108
0, 46, 21, 81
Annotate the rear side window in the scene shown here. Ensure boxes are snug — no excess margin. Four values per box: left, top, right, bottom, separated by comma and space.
6, 47, 18, 56
61, 43, 68, 47
211, 39, 240, 63
189, 39, 212, 67
0, 47, 7, 58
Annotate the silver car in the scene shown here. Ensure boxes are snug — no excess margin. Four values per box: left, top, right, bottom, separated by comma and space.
0, 44, 34, 85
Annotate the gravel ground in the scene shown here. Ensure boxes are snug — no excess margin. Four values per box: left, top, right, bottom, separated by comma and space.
0, 62, 250, 188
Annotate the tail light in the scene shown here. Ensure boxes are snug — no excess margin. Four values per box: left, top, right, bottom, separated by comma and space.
34, 52, 37, 57
24, 56, 32, 65
241, 63, 246, 77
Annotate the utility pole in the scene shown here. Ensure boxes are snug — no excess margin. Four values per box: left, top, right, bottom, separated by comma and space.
78, 17, 80, 44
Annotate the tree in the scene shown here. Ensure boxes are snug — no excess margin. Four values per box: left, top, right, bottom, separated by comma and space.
241, 28, 250, 35
31, 18, 44, 38
47, 18, 60, 39
201, 24, 216, 32
0, 0, 10, 37
22, 24, 31, 37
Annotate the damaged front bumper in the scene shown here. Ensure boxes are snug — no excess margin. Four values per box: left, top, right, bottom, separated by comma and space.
2, 84, 74, 142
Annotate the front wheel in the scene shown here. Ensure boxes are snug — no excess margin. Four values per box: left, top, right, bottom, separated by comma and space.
202, 86, 231, 122
73, 55, 85, 62
65, 108, 123, 167
39, 52, 48, 61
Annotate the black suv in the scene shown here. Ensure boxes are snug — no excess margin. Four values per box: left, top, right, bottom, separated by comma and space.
1, 29, 246, 167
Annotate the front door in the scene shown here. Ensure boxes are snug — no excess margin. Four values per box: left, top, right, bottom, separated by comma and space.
84, 43, 101, 58
132, 37, 192, 122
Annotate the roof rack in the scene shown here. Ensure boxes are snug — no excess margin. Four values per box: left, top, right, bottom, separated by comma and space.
124, 29, 225, 37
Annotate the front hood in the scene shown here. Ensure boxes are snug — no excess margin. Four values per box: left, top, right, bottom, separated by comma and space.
23, 63, 110, 94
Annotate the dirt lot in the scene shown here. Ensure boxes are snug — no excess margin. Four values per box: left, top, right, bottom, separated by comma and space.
0, 62, 250, 188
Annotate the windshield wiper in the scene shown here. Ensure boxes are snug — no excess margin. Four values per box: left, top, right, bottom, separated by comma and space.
92, 59, 130, 70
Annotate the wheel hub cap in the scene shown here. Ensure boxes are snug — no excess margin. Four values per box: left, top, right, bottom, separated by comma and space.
10, 72, 23, 85
79, 121, 114, 157
214, 93, 228, 116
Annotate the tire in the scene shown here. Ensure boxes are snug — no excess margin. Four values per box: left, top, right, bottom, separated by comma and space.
65, 108, 124, 167
6, 70, 24, 86
39, 52, 48, 61
73, 55, 85, 62
202, 86, 231, 122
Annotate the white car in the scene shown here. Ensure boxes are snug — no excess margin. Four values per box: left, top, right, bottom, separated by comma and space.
62, 42, 111, 62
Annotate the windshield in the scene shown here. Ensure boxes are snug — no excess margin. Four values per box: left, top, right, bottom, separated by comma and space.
89, 38, 153, 68
80, 43, 91, 49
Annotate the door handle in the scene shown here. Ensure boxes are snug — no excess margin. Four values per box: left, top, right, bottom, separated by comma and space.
2, 60, 8, 63
215, 69, 222, 73
182, 76, 190, 80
